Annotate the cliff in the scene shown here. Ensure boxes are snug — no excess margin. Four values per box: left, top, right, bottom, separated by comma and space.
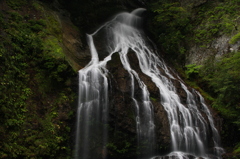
0, 0, 78, 158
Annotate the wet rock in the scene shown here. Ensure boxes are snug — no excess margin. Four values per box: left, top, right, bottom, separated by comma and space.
107, 51, 171, 153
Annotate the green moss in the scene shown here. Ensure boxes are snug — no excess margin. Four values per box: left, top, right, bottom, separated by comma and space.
234, 143, 240, 154
6, 0, 27, 10
193, 0, 240, 44
107, 141, 131, 154
45, 13, 62, 40
28, 19, 47, 32
32, 1, 45, 11
229, 32, 240, 44
43, 36, 64, 59
150, 97, 157, 102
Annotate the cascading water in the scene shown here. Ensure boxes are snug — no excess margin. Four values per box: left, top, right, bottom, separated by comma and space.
74, 35, 109, 159
74, 8, 224, 159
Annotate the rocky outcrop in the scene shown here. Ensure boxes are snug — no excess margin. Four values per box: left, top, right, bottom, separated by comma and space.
187, 35, 240, 65
60, 15, 91, 70
40, 0, 91, 70
106, 52, 172, 157
184, 0, 240, 65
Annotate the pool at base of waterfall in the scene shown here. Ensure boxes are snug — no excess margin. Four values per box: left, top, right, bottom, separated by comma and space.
150, 151, 221, 159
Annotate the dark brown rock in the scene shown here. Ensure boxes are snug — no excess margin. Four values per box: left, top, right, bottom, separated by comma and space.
106, 52, 171, 154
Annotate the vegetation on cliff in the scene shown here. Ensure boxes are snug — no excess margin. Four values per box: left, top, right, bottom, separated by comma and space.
0, 0, 76, 158
199, 51, 240, 156
149, 1, 191, 65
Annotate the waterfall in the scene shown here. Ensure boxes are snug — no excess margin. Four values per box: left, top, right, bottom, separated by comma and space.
74, 8, 224, 159
74, 35, 109, 159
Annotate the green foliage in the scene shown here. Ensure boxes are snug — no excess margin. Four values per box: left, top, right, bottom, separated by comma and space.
0, 1, 75, 158
193, 0, 240, 45
148, 0, 240, 67
107, 141, 131, 154
29, 19, 47, 32
200, 51, 240, 131
229, 32, 240, 44
234, 143, 240, 154
32, 1, 44, 11
107, 130, 138, 159
149, 1, 191, 65
44, 13, 62, 40
9, 11, 23, 22
150, 97, 157, 102
43, 36, 64, 59
210, 52, 240, 108
6, 0, 27, 10
185, 64, 202, 79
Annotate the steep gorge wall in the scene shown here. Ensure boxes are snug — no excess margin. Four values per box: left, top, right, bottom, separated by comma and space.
184, 1, 240, 65
0, 0, 80, 158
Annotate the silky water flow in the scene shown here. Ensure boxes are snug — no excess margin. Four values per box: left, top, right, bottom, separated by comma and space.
74, 8, 224, 159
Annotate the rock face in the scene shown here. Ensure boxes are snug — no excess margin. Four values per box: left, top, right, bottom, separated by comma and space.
97, 52, 170, 158
60, 15, 91, 70
184, 1, 240, 65
106, 52, 171, 158
187, 35, 240, 65
44, 1, 91, 70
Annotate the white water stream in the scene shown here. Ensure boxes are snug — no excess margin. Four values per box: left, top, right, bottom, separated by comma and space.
74, 8, 224, 159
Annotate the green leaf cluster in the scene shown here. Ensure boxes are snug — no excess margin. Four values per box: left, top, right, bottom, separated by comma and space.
6, 0, 27, 10
150, 1, 191, 63
106, 130, 138, 159
185, 64, 202, 79
206, 52, 240, 116
193, 0, 240, 45
199, 51, 240, 153
229, 32, 240, 44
